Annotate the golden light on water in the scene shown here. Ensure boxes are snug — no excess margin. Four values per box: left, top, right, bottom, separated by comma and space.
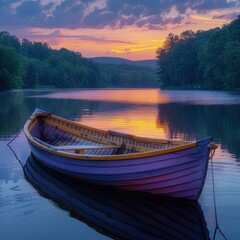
75, 107, 169, 139
34, 89, 170, 139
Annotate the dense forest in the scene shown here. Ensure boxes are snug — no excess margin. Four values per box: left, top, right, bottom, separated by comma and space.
157, 16, 240, 90
0, 31, 157, 91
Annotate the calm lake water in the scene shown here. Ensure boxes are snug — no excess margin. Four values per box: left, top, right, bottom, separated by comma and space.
1, 88, 240, 240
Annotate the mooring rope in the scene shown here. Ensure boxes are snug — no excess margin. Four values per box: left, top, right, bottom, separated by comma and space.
208, 142, 228, 240
7, 127, 24, 168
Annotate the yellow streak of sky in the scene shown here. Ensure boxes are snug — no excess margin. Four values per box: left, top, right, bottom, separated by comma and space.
191, 15, 228, 24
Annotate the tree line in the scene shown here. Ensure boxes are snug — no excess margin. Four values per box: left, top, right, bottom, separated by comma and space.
157, 16, 240, 90
0, 31, 158, 91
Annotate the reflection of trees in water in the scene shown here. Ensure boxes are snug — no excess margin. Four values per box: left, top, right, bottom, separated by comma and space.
0, 92, 27, 136
0, 91, 134, 136
0, 92, 93, 136
157, 103, 240, 158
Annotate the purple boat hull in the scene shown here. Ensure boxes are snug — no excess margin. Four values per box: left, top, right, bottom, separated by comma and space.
28, 137, 211, 200
24, 109, 213, 200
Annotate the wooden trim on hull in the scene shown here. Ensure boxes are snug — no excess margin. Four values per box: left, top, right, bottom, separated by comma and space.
24, 112, 197, 161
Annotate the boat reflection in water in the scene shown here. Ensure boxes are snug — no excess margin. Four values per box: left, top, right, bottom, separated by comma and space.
24, 155, 210, 240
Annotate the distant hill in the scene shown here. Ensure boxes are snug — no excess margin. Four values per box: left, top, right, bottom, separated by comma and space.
92, 57, 157, 69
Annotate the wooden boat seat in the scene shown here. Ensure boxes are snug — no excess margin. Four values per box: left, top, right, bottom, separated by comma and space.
33, 137, 122, 154
55, 144, 119, 154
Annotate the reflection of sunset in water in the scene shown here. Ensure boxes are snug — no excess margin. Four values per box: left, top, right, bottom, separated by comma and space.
37, 89, 169, 104
32, 89, 240, 105
75, 107, 169, 139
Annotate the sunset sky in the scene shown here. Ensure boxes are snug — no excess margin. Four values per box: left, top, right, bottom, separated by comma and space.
0, 0, 239, 60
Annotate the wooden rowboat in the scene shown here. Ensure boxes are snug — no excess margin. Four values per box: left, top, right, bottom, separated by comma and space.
24, 108, 215, 200
24, 155, 210, 240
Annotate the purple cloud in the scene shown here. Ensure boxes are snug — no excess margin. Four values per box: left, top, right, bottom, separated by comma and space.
213, 12, 240, 20
15, 0, 46, 25
0, 0, 239, 30
25, 29, 134, 44
190, 0, 236, 12
83, 7, 117, 28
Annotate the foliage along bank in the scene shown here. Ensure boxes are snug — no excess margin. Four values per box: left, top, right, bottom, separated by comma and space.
156, 16, 240, 90
0, 31, 158, 91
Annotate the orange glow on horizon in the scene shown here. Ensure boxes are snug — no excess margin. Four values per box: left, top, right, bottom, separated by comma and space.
32, 27, 166, 60
109, 45, 162, 54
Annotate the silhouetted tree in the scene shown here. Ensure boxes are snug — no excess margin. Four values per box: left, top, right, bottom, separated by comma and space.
157, 16, 240, 90
0, 44, 23, 90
